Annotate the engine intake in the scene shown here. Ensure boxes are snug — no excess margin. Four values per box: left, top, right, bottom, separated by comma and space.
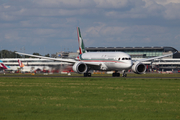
72, 62, 87, 74
132, 62, 146, 74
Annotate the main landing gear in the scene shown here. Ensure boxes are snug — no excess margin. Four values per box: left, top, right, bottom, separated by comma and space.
112, 70, 127, 77
84, 73, 91, 77
112, 72, 120, 77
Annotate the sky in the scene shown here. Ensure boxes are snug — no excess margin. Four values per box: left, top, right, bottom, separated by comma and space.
0, 0, 180, 55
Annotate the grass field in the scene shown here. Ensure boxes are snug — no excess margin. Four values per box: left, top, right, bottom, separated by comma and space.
0, 77, 180, 120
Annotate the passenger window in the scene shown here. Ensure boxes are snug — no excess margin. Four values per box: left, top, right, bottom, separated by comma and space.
118, 58, 121, 61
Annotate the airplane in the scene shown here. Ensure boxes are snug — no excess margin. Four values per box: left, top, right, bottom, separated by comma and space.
18, 59, 24, 68
0, 60, 10, 70
18, 59, 29, 72
0, 63, 8, 69
18, 59, 36, 73
15, 27, 177, 77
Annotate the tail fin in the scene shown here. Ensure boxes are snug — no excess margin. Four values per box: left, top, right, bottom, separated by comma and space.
77, 27, 86, 54
18, 60, 24, 68
1, 63, 8, 69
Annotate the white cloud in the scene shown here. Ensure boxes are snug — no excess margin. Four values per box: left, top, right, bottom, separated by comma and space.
0, 0, 180, 53
155, 0, 180, 5
143, 0, 180, 19
95, 0, 129, 8
86, 24, 126, 37
4, 5, 10, 9
34, 0, 96, 8
164, 3, 180, 19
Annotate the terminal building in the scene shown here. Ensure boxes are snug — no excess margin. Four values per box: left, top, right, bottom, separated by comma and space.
86, 46, 179, 58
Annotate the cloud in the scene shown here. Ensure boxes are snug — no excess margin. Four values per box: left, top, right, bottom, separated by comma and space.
34, 0, 96, 9
86, 23, 126, 37
164, 3, 180, 19
0, 0, 180, 53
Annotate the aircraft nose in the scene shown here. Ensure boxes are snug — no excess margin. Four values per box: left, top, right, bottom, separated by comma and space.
127, 61, 133, 68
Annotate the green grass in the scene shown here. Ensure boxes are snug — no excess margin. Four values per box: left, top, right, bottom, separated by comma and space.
0, 77, 180, 120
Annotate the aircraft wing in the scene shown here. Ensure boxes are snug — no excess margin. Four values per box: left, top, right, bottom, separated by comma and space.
16, 52, 104, 66
15, 52, 77, 63
135, 51, 177, 62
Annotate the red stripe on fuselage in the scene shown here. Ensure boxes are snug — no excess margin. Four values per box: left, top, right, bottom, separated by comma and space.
79, 59, 124, 63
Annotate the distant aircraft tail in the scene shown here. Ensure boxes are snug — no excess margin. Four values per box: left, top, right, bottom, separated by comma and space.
18, 60, 24, 68
0, 63, 8, 69
77, 27, 86, 54
0, 60, 10, 69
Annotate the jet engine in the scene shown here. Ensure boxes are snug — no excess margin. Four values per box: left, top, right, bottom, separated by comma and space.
72, 62, 87, 74
132, 62, 146, 74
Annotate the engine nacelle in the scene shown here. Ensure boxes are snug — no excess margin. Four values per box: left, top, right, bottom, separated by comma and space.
132, 62, 146, 74
72, 62, 87, 74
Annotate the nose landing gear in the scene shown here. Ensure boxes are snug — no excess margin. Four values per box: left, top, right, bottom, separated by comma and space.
122, 70, 127, 77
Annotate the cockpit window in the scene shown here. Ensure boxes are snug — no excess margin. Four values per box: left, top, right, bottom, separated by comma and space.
122, 58, 131, 60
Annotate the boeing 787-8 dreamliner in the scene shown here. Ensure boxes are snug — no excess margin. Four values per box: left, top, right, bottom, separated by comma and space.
16, 27, 176, 77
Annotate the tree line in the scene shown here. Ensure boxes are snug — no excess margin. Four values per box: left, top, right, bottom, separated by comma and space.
0, 50, 50, 58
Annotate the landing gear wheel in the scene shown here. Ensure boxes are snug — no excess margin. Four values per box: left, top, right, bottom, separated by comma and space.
84, 73, 91, 77
122, 74, 127, 77
122, 73, 127, 77
112, 73, 120, 77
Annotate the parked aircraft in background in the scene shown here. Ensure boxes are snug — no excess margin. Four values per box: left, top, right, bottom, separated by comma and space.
17, 59, 31, 73
0, 60, 11, 70
16, 27, 176, 77
18, 60, 24, 68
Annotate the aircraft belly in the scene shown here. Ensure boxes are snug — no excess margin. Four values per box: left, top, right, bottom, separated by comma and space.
105, 62, 128, 71
105, 62, 120, 70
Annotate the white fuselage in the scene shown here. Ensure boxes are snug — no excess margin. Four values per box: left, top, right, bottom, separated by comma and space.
78, 52, 133, 71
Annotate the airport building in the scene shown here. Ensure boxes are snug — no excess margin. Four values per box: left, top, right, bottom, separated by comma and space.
85, 46, 179, 58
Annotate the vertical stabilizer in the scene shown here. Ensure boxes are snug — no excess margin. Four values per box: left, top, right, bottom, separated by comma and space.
1, 63, 8, 69
0, 60, 10, 69
77, 27, 86, 54
18, 60, 24, 68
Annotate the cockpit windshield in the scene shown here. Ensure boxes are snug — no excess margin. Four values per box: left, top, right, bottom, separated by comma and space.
122, 58, 131, 60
